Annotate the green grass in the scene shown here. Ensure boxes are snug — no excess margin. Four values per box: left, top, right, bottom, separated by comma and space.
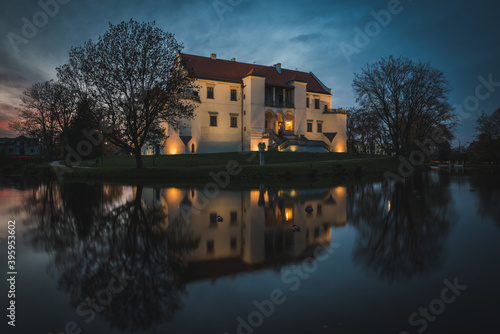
79, 151, 380, 169
54, 152, 397, 183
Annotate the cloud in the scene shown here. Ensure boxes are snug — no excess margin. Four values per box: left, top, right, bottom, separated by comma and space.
289, 33, 324, 44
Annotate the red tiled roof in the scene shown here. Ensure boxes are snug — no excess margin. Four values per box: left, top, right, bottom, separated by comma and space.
181, 53, 331, 95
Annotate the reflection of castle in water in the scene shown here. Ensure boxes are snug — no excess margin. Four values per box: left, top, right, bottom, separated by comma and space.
141, 186, 346, 281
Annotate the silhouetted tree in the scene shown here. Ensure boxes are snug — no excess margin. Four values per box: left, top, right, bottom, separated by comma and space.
21, 183, 200, 331
346, 106, 384, 154
347, 172, 455, 282
353, 56, 458, 156
57, 20, 197, 168
9, 81, 76, 159
469, 107, 500, 163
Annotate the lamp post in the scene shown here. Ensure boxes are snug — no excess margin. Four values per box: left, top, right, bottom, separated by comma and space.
101, 141, 107, 168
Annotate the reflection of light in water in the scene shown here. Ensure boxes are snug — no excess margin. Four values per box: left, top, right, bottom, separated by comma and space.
165, 188, 183, 203
285, 208, 293, 221
387, 200, 391, 212
334, 186, 346, 197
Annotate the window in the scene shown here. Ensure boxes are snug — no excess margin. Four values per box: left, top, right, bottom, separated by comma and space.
207, 86, 214, 99
210, 213, 217, 224
230, 116, 238, 128
314, 98, 320, 109
317, 122, 322, 133
230, 89, 237, 101
230, 238, 237, 250
317, 204, 322, 215
306, 97, 309, 108
210, 115, 217, 127
207, 240, 214, 253
307, 122, 313, 132
230, 211, 237, 224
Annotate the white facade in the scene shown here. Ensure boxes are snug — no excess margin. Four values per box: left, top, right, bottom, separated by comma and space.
162, 54, 347, 155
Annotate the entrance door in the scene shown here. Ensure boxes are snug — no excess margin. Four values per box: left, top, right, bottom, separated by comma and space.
278, 122, 283, 135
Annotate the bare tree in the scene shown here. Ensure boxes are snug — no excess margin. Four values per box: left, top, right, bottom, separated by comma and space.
471, 107, 500, 162
57, 20, 196, 168
347, 107, 384, 154
353, 56, 457, 156
9, 80, 76, 159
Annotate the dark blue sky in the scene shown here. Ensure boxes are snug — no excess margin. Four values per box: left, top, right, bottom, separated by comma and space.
1, 0, 499, 145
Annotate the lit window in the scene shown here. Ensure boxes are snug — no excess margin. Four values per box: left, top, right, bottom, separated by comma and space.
314, 98, 320, 109
210, 115, 217, 127
317, 122, 322, 133
230, 116, 238, 128
230, 89, 237, 101
307, 122, 313, 132
207, 86, 214, 99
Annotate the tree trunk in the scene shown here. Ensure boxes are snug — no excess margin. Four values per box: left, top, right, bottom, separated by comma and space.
134, 148, 143, 169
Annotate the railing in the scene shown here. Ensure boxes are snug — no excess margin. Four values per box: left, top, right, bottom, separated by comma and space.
181, 93, 201, 102
323, 108, 347, 115
277, 139, 332, 152
265, 101, 295, 109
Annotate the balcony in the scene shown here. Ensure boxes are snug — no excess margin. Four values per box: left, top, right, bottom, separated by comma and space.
181, 89, 201, 103
265, 100, 295, 109
323, 108, 347, 115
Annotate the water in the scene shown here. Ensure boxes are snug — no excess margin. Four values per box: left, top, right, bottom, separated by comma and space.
1, 168, 499, 334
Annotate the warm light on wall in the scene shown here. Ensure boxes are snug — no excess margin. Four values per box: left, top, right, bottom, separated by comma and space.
334, 144, 345, 153
170, 148, 178, 155
334, 186, 346, 197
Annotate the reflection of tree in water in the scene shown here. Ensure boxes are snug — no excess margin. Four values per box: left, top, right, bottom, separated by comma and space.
347, 172, 455, 283
470, 169, 500, 227
22, 183, 199, 331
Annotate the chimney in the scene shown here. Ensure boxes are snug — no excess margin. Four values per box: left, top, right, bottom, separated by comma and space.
231, 58, 236, 62
210, 53, 217, 60
274, 63, 281, 74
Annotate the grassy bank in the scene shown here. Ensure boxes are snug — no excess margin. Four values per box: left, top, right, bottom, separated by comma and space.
49, 152, 398, 184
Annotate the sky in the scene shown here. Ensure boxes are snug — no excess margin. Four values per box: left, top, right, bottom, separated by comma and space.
1, 0, 499, 146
